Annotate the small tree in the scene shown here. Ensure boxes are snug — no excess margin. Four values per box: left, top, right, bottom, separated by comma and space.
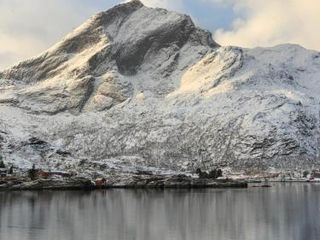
0, 155, 5, 169
8, 166, 14, 175
196, 168, 223, 179
208, 169, 223, 179
303, 170, 309, 178
28, 164, 37, 180
196, 168, 209, 179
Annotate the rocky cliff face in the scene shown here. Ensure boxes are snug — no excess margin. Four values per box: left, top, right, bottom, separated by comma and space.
0, 0, 320, 174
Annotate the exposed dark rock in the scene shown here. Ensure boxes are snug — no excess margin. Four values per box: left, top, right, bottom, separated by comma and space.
109, 174, 247, 189
0, 174, 247, 191
28, 137, 48, 146
56, 150, 72, 157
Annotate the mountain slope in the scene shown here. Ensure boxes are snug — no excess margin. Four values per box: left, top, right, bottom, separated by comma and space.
1, 0, 320, 175
0, 0, 216, 114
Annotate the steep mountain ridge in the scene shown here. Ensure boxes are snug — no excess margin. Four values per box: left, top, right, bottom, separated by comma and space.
0, 0, 216, 114
1, 1, 320, 175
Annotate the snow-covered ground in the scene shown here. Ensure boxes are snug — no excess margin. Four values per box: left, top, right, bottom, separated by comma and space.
1, 1, 320, 176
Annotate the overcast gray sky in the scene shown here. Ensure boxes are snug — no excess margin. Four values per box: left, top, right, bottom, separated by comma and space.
0, 0, 319, 70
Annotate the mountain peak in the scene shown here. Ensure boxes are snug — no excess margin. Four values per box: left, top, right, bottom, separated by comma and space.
99, 0, 144, 19
1, 1, 217, 81
0, 1, 218, 113
125, 0, 144, 7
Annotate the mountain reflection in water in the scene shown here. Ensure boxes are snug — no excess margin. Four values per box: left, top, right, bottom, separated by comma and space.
0, 183, 319, 240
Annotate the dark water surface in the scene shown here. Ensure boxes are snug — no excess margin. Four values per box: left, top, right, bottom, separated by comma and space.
0, 183, 320, 240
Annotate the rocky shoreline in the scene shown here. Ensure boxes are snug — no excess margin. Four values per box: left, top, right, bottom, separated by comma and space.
0, 174, 248, 191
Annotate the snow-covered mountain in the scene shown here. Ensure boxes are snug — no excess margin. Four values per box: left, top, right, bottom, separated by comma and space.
1, 0, 320, 174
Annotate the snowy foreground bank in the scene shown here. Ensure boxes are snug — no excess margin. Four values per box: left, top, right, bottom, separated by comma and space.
0, 174, 247, 191
2, 165, 320, 191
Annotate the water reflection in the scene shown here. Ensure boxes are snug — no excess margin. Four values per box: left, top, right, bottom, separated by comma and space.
0, 184, 319, 240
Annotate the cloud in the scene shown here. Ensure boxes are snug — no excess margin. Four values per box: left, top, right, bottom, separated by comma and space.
0, 0, 119, 70
0, 0, 186, 70
213, 0, 320, 50
1, 0, 319, 70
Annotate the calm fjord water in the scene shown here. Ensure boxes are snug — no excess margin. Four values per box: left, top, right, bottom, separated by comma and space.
0, 183, 319, 240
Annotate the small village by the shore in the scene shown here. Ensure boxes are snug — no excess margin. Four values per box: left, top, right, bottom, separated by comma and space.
1, 153, 320, 191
